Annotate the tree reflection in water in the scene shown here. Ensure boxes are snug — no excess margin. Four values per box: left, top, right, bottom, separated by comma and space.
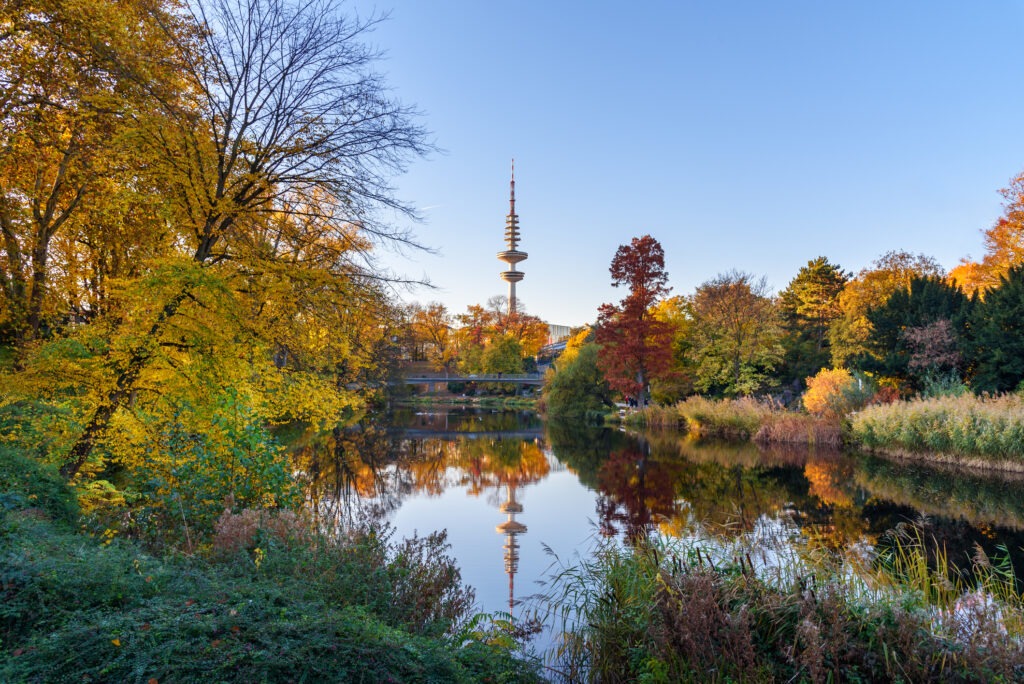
285, 410, 1024, 606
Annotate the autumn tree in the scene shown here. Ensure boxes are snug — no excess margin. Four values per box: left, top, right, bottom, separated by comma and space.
595, 235, 673, 406
46, 0, 430, 479
0, 0, 179, 342
689, 270, 783, 397
484, 295, 550, 358
408, 302, 455, 370
777, 257, 848, 386
649, 295, 696, 402
949, 171, 1024, 296
828, 251, 944, 368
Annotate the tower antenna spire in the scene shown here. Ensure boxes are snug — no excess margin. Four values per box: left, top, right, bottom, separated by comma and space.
497, 158, 527, 314
510, 159, 515, 215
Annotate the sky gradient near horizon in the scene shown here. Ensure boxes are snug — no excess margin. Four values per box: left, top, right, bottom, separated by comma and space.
353, 1, 1024, 327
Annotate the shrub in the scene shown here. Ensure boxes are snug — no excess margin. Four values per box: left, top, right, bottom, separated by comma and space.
803, 367, 868, 418
534, 534, 1024, 682
0, 446, 78, 525
1, 513, 541, 682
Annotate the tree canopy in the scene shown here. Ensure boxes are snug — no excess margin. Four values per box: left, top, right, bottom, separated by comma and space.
595, 235, 674, 405
0, 0, 430, 486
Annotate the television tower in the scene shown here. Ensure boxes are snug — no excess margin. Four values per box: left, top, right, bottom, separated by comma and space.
497, 160, 527, 314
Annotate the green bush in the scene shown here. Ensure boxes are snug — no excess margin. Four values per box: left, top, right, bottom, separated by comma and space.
0, 446, 78, 525
0, 513, 541, 683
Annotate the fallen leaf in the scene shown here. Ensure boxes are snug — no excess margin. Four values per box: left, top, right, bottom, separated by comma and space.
111, 639, 121, 647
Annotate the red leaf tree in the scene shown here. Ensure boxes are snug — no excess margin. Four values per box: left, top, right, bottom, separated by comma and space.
595, 235, 674, 406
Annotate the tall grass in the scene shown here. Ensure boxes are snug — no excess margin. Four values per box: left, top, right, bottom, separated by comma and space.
753, 413, 842, 447
533, 529, 1024, 683
628, 396, 842, 446
677, 395, 778, 439
851, 393, 1024, 469
620, 403, 683, 429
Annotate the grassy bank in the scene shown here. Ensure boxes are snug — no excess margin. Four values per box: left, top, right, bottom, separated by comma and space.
535, 532, 1024, 683
851, 394, 1024, 471
0, 450, 541, 682
624, 396, 842, 447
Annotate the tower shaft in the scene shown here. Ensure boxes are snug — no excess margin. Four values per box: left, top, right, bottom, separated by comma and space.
497, 159, 526, 315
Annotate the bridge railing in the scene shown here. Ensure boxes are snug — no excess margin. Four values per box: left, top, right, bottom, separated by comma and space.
398, 372, 543, 384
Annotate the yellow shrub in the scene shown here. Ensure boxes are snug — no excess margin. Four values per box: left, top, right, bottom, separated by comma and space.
803, 368, 856, 418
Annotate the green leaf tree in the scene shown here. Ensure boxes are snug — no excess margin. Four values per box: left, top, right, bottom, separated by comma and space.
689, 271, 783, 397
542, 343, 614, 422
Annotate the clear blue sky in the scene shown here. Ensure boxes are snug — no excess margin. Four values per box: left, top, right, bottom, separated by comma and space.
353, 1, 1024, 327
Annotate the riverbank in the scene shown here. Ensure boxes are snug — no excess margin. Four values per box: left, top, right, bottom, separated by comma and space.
850, 393, 1024, 472
535, 532, 1024, 682
623, 393, 1024, 473
622, 396, 843, 446
0, 448, 542, 682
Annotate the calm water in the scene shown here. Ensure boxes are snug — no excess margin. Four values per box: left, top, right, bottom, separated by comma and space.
288, 408, 1024, 626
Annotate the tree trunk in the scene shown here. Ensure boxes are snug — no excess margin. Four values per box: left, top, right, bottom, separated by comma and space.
59, 285, 191, 479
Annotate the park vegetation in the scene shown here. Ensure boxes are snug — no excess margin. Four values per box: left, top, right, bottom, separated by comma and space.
535, 530, 1024, 682
0, 0, 539, 678
6, 0, 1024, 680
539, 173, 1024, 467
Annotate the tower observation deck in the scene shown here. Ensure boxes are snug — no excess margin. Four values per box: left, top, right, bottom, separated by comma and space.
497, 160, 527, 314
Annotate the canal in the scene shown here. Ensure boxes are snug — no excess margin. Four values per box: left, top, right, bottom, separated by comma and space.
287, 407, 1024, 637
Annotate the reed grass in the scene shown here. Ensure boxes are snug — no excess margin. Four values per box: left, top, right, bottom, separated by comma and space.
677, 395, 778, 439
628, 397, 842, 447
851, 393, 1024, 469
754, 413, 843, 447
532, 527, 1024, 683
620, 403, 683, 429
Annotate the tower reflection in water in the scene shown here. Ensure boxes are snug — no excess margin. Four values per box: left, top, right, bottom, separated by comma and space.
452, 432, 548, 618
497, 481, 526, 615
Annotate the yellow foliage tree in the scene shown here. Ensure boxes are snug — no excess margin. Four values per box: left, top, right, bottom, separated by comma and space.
802, 367, 857, 418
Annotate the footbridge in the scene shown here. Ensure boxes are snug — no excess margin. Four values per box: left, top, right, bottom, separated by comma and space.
398, 372, 544, 391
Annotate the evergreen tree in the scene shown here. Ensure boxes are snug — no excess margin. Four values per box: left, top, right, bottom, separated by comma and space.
968, 266, 1024, 393
777, 257, 848, 387
858, 276, 972, 390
